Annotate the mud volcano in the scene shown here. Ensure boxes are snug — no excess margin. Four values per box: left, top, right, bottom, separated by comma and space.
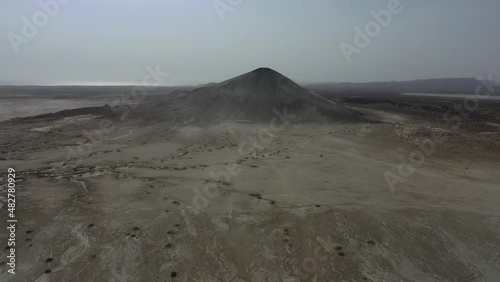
157, 67, 364, 123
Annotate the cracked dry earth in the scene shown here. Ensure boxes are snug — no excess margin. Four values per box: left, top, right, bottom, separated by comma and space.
1, 116, 500, 281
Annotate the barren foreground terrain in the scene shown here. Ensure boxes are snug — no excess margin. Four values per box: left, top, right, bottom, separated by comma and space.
1, 93, 500, 281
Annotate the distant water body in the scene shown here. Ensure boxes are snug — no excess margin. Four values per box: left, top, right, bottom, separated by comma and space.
403, 93, 500, 101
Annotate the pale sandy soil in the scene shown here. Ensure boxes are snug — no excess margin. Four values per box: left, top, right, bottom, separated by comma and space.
0, 112, 500, 281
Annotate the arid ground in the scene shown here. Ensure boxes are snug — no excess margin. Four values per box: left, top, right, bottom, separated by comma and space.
1, 89, 500, 281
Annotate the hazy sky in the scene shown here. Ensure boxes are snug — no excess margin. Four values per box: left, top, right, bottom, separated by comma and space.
1, 0, 499, 85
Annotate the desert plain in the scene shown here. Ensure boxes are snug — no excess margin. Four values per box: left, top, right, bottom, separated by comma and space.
0, 81, 500, 282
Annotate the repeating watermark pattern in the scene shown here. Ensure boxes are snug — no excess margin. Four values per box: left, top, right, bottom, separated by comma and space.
384, 75, 495, 192
340, 0, 409, 64
192, 107, 299, 212
213, 0, 243, 21
7, 0, 72, 54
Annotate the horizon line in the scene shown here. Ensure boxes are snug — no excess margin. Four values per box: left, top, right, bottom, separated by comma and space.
0, 76, 493, 88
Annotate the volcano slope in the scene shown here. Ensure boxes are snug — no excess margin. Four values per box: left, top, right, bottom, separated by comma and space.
133, 68, 364, 123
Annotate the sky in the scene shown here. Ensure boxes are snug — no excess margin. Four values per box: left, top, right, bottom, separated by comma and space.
1, 0, 499, 85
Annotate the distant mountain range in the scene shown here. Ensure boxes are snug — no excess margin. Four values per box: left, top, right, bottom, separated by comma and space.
306, 78, 500, 94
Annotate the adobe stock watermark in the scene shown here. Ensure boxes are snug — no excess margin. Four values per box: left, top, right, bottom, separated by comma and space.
340, 0, 410, 64
296, 236, 336, 280
213, 0, 243, 21
7, 0, 72, 54
279, 233, 337, 280
384, 76, 495, 192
